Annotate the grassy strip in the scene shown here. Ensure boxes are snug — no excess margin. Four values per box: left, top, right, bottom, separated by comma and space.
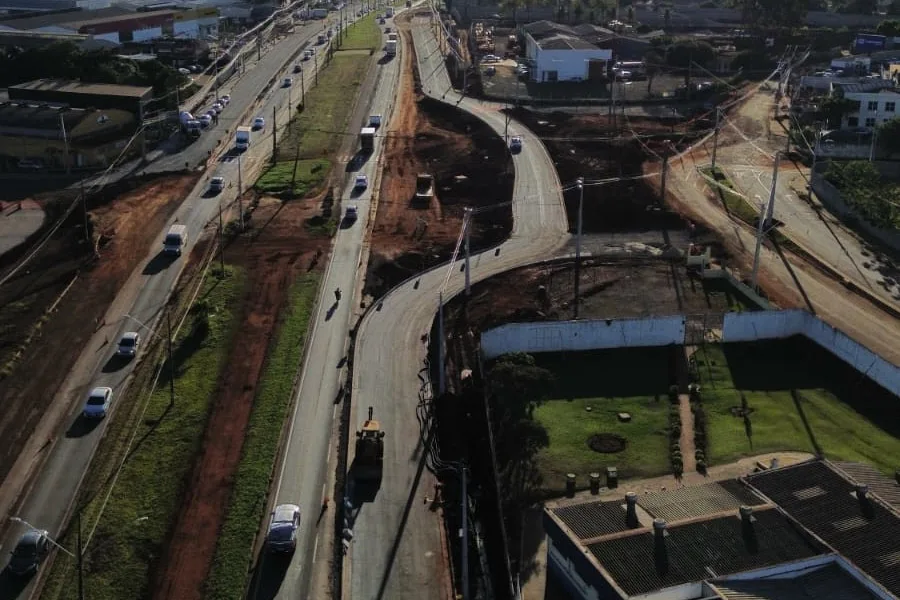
341, 13, 382, 50
699, 166, 759, 225
42, 266, 247, 600
531, 348, 673, 490
254, 158, 330, 196
205, 273, 320, 600
693, 340, 900, 474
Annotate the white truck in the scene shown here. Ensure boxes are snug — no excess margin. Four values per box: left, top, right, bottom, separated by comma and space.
163, 224, 188, 256
385, 39, 397, 56
179, 111, 201, 138
385, 6, 394, 17
235, 126, 251, 151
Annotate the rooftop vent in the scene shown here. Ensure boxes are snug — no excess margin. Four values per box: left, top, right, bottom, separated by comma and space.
625, 492, 639, 528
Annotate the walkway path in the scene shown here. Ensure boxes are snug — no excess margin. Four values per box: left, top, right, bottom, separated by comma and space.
0, 200, 44, 258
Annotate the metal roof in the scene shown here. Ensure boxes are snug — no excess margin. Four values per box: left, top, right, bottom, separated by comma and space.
587, 507, 822, 596
832, 462, 900, 512
712, 563, 879, 600
746, 460, 900, 598
638, 480, 766, 523
551, 499, 638, 540
0, 6, 131, 31
10, 79, 153, 99
536, 33, 600, 51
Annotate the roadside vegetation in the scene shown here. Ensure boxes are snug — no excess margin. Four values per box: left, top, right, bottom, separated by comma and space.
823, 160, 900, 230
693, 339, 900, 474
205, 274, 320, 600
42, 265, 247, 600
257, 14, 380, 197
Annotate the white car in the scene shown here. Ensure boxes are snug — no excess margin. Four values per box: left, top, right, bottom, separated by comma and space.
267, 504, 301, 552
221, 94, 231, 105
252, 117, 265, 130
178, 67, 191, 75
116, 332, 141, 358
199, 114, 212, 127
211, 103, 223, 114
354, 174, 368, 189
482, 54, 500, 63
209, 176, 225, 194
283, 77, 293, 87
82, 387, 113, 419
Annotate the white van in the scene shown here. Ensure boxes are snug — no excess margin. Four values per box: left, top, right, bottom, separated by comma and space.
164, 224, 188, 256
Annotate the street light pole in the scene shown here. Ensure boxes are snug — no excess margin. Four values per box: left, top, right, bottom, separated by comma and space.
237, 153, 244, 230
167, 308, 175, 406
574, 177, 584, 319
438, 292, 445, 395
464, 208, 472, 296
711, 107, 721, 171
77, 512, 85, 600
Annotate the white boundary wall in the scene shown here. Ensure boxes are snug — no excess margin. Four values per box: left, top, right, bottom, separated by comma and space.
480, 310, 900, 396
480, 317, 686, 359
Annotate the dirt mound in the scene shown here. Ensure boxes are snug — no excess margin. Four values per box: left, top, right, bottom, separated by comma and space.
587, 433, 628, 454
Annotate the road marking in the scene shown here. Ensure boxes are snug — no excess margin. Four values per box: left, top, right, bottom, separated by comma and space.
312, 536, 319, 563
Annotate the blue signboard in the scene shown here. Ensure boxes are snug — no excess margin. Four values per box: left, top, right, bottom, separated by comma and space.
854, 33, 886, 53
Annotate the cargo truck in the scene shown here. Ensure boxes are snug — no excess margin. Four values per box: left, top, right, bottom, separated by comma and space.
179, 111, 201, 138
235, 126, 251, 151
312, 7, 328, 18
385, 39, 397, 56
385, 6, 394, 16
360, 127, 376, 152
163, 224, 188, 256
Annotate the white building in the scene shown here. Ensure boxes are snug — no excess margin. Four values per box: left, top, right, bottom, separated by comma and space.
838, 88, 900, 129
522, 22, 612, 83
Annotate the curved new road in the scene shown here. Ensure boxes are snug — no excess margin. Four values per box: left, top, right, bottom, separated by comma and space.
346, 15, 569, 600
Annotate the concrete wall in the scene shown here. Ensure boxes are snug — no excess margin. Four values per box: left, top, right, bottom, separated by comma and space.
534, 47, 612, 82
810, 171, 900, 252
480, 316, 686, 359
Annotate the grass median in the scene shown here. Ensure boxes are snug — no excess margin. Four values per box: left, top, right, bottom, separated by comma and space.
205, 273, 320, 600
257, 14, 379, 197
42, 265, 247, 600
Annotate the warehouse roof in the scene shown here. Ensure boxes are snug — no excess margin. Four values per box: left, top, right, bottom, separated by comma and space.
587, 507, 822, 596
10, 79, 153, 99
536, 33, 601, 51
637, 480, 766, 523
711, 563, 879, 600
832, 462, 900, 512
0, 6, 131, 31
746, 460, 900, 598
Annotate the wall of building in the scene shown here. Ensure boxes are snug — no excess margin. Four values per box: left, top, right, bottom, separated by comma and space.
480, 316, 686, 359
534, 47, 612, 82
841, 91, 900, 129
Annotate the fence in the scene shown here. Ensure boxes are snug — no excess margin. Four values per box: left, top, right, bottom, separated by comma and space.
480, 309, 900, 395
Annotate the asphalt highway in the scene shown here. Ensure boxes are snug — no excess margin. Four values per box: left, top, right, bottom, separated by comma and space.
247, 12, 406, 600
346, 16, 569, 600
0, 14, 347, 599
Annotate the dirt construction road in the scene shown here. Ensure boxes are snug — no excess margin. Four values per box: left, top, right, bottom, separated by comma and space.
345, 15, 569, 600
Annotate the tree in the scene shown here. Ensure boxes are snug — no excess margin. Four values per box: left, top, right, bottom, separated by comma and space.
877, 19, 900, 36
643, 50, 664, 94
666, 40, 715, 87
819, 95, 857, 128
877, 117, 900, 154
626, 4, 634, 21
488, 353, 555, 425
731, 49, 776, 73
739, 0, 806, 28
664, 7, 671, 28
889, 0, 900, 15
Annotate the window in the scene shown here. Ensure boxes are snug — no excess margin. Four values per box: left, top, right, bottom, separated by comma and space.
865, 117, 876, 127
868, 100, 878, 111
887, 102, 896, 112
848, 116, 859, 126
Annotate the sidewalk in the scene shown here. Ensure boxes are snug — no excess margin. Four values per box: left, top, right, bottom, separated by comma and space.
0, 200, 45, 257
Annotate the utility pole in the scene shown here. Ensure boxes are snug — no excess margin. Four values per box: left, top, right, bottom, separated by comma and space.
300, 68, 305, 105
77, 512, 84, 600
660, 155, 669, 203
711, 107, 721, 171
765, 151, 780, 227
315, 53, 319, 85
464, 208, 472, 295
257, 34, 262, 61
751, 198, 766, 293
218, 203, 225, 273
438, 292, 445, 395
80, 178, 90, 246
608, 80, 614, 131
59, 113, 71, 175
237, 153, 244, 230
574, 177, 584, 319
461, 465, 469, 600
167, 308, 175, 406
272, 105, 277, 164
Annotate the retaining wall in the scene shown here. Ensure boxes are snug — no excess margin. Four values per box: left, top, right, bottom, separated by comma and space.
480, 309, 900, 395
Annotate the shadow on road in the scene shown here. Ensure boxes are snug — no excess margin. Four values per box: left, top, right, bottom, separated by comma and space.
245, 549, 292, 600
377, 54, 395, 65
0, 569, 32, 600
142, 251, 176, 276
65, 415, 101, 439
345, 149, 372, 172
347, 464, 382, 505
102, 354, 131, 373
325, 302, 338, 321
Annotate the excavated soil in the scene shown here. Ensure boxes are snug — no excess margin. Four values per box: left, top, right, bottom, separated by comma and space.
0, 174, 198, 490
364, 18, 513, 300
151, 194, 329, 600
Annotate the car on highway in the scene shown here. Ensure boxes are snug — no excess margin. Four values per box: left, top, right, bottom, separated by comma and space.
5, 529, 50, 576
209, 176, 225, 194
211, 103, 223, 114
303, 49, 313, 60
354, 174, 368, 189
294, 63, 303, 73
283, 77, 293, 87
17, 158, 43, 170
379, 16, 385, 23
252, 117, 266, 130
116, 332, 141, 358
199, 114, 212, 128
266, 504, 300, 552
482, 54, 500, 63
345, 205, 358, 223
178, 67, 191, 75
82, 386, 113, 419
484, 65, 496, 76
221, 94, 231, 105
509, 136, 523, 152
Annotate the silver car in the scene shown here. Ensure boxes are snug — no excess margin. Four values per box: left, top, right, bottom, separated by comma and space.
117, 332, 140, 358
6, 530, 49, 576
83, 387, 113, 419
266, 504, 300, 552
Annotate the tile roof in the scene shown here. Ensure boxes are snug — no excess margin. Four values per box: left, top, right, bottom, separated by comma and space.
832, 462, 900, 512
712, 563, 879, 600
587, 507, 822, 596
638, 480, 766, 523
536, 33, 599, 51
746, 460, 900, 598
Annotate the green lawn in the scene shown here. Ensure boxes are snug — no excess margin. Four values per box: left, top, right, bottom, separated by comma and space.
699, 166, 759, 225
531, 348, 675, 490
205, 274, 320, 600
276, 16, 379, 161
42, 267, 247, 600
693, 339, 900, 474
255, 158, 330, 197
